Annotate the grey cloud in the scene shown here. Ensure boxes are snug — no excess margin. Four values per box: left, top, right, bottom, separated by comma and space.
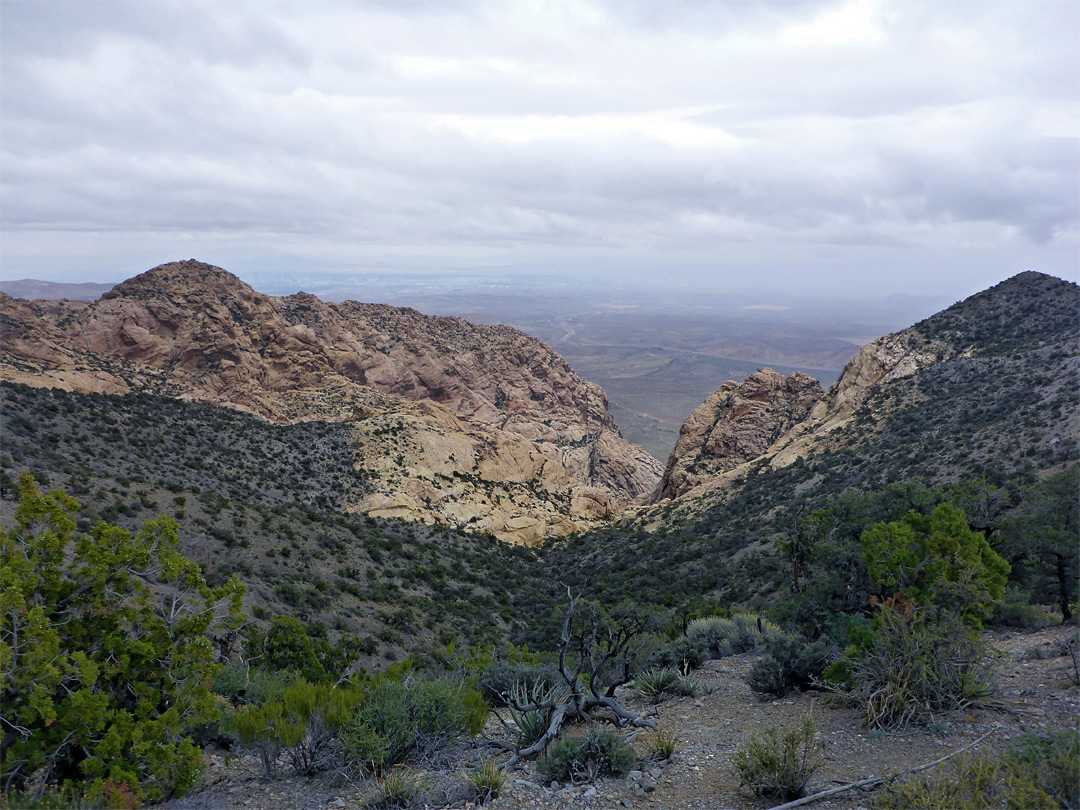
1, 0, 1076, 293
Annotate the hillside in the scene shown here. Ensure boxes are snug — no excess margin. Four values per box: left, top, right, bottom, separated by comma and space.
0, 382, 563, 664
4, 270, 1074, 639
654, 271, 1078, 508
543, 271, 1078, 612
0, 259, 662, 543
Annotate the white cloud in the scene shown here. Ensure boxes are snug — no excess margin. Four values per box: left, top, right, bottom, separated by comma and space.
780, 0, 884, 45
0, 0, 1076, 293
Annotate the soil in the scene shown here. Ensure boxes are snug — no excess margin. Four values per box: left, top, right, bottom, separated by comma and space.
162, 623, 1079, 810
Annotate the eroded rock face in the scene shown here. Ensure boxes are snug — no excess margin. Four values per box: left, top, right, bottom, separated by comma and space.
765, 332, 943, 470
0, 260, 663, 543
654, 368, 823, 501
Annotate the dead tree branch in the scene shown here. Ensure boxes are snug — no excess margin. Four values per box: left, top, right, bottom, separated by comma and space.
766, 728, 997, 810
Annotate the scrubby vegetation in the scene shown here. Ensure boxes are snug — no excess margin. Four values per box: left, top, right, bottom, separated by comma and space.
1, 272, 1076, 805
733, 715, 824, 800
1, 474, 243, 804
872, 729, 1079, 810
537, 728, 636, 783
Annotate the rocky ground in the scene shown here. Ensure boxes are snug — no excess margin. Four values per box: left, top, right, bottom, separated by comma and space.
163, 623, 1079, 810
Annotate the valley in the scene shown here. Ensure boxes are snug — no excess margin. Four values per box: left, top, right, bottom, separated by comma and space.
1, 263, 1077, 810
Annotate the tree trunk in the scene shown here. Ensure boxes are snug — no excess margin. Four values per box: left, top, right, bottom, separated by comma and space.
1057, 553, 1072, 623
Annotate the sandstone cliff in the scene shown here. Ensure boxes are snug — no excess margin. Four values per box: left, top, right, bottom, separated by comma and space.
653, 368, 823, 501
0, 260, 662, 543
651, 336, 946, 504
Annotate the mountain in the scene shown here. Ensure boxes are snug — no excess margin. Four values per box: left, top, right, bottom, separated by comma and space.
537, 271, 1077, 612
0, 260, 662, 544
652, 271, 1079, 510
654, 368, 823, 501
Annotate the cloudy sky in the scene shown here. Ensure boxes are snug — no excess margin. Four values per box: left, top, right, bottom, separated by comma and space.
1, 0, 1077, 299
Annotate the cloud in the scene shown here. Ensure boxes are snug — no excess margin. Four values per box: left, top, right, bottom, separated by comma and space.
1, 0, 1076, 293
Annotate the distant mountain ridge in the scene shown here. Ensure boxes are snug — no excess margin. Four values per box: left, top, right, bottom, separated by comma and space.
0, 279, 117, 301
0, 259, 662, 543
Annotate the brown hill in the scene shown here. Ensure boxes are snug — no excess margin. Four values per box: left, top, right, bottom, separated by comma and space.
0, 259, 662, 543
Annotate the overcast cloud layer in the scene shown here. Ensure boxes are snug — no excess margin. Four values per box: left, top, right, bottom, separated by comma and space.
1, 0, 1076, 297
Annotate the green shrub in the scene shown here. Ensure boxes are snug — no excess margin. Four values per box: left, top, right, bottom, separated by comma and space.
834, 605, 992, 728
733, 716, 824, 800
226, 679, 362, 777
243, 667, 300, 706
746, 636, 831, 698
225, 700, 283, 778
640, 729, 679, 761
537, 728, 636, 783
651, 635, 707, 672
343, 678, 488, 776
0, 474, 244, 804
685, 613, 784, 658
1007, 729, 1080, 809
986, 584, 1056, 631
872, 730, 1078, 810
861, 503, 1009, 627
987, 600, 1056, 630
212, 663, 249, 700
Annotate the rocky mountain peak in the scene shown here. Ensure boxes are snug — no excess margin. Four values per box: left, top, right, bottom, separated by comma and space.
654, 368, 823, 501
651, 271, 1079, 511
103, 259, 258, 303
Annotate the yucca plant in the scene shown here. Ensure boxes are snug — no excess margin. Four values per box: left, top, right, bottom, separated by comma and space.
465, 758, 506, 804
508, 677, 564, 747
633, 667, 680, 703
367, 769, 427, 809
640, 728, 679, 761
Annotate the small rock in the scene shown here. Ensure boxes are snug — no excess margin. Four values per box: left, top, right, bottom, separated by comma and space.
628, 770, 643, 782
640, 775, 657, 793
228, 786, 245, 795
550, 780, 560, 789
583, 786, 598, 799
648, 767, 662, 780
331, 798, 347, 809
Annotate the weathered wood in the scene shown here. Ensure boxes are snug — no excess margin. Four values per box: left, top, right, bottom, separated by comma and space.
766, 728, 997, 810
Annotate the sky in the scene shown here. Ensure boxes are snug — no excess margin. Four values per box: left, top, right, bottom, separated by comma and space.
1, 0, 1077, 300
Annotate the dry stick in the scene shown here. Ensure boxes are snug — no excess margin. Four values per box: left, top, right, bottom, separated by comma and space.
765, 728, 997, 810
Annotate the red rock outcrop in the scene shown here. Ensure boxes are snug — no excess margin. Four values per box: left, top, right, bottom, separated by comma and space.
1, 260, 663, 542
